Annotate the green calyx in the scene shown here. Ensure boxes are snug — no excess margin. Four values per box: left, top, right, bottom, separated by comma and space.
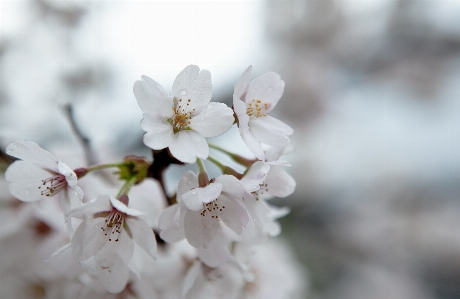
117, 155, 149, 184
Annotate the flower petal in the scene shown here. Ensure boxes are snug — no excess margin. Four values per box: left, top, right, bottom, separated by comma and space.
218, 193, 249, 234
182, 182, 222, 211
249, 115, 293, 147
71, 217, 109, 261
264, 166, 296, 198
110, 197, 145, 217
5, 161, 53, 202
94, 246, 131, 294
245, 72, 285, 113
214, 175, 246, 197
133, 75, 174, 118
126, 216, 157, 260
158, 204, 185, 243
184, 210, 219, 248
5, 141, 58, 171
168, 130, 209, 163
172, 65, 212, 112
189, 102, 234, 137
197, 233, 231, 267
234, 98, 264, 160
57, 160, 78, 188
68, 195, 112, 220
141, 113, 174, 149
177, 171, 199, 203
233, 65, 252, 103
240, 161, 270, 192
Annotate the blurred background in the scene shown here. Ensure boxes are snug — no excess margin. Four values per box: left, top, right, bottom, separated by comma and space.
2, 0, 460, 298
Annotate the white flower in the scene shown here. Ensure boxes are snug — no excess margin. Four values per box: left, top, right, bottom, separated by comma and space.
240, 162, 293, 241
69, 195, 157, 293
233, 66, 293, 160
159, 171, 249, 248
5, 141, 83, 213
134, 65, 235, 163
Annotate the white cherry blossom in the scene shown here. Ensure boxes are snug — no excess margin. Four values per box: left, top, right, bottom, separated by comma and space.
233, 66, 293, 161
159, 171, 249, 248
134, 65, 235, 163
68, 195, 157, 293
4, 141, 83, 213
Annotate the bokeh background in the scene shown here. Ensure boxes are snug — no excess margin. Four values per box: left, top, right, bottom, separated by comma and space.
2, 1, 460, 298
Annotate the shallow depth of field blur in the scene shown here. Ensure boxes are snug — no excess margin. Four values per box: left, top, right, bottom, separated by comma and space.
2, 1, 460, 298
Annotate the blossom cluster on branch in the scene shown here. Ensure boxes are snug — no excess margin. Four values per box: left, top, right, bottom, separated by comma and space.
2, 65, 302, 298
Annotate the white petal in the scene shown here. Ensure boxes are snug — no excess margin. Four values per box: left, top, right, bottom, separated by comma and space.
133, 76, 174, 118
141, 113, 174, 149
126, 216, 157, 260
189, 102, 234, 137
245, 72, 285, 113
249, 115, 293, 147
168, 130, 209, 163
177, 171, 199, 202
57, 160, 78, 188
114, 225, 135, 265
218, 193, 249, 234
197, 234, 231, 267
5, 141, 58, 171
265, 166, 296, 198
110, 197, 145, 217
234, 98, 264, 160
71, 217, 108, 261
240, 161, 270, 192
184, 210, 219, 248
214, 175, 246, 197
182, 182, 222, 211
233, 65, 252, 102
172, 65, 212, 112
158, 204, 185, 243
5, 161, 53, 202
68, 195, 112, 220
94, 247, 130, 294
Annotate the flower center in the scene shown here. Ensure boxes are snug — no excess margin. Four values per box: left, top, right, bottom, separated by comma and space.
100, 210, 125, 242
252, 183, 269, 201
39, 174, 67, 197
200, 199, 226, 219
170, 97, 196, 133
246, 99, 268, 118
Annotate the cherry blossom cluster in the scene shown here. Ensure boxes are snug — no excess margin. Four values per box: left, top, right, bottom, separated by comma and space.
2, 65, 301, 298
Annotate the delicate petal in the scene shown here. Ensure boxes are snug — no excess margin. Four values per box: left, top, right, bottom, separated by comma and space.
5, 141, 58, 171
264, 166, 296, 198
169, 130, 209, 163
5, 161, 53, 202
234, 98, 264, 160
245, 72, 285, 113
218, 193, 249, 234
184, 210, 219, 248
110, 197, 145, 217
172, 65, 212, 112
126, 216, 157, 260
189, 102, 234, 137
134, 76, 173, 118
214, 175, 246, 197
68, 195, 112, 220
71, 217, 108, 261
57, 160, 78, 189
233, 65, 252, 103
114, 225, 135, 265
240, 161, 270, 192
94, 246, 130, 294
177, 171, 199, 202
158, 204, 185, 243
197, 233, 231, 267
249, 115, 293, 147
141, 113, 174, 149
182, 182, 222, 211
